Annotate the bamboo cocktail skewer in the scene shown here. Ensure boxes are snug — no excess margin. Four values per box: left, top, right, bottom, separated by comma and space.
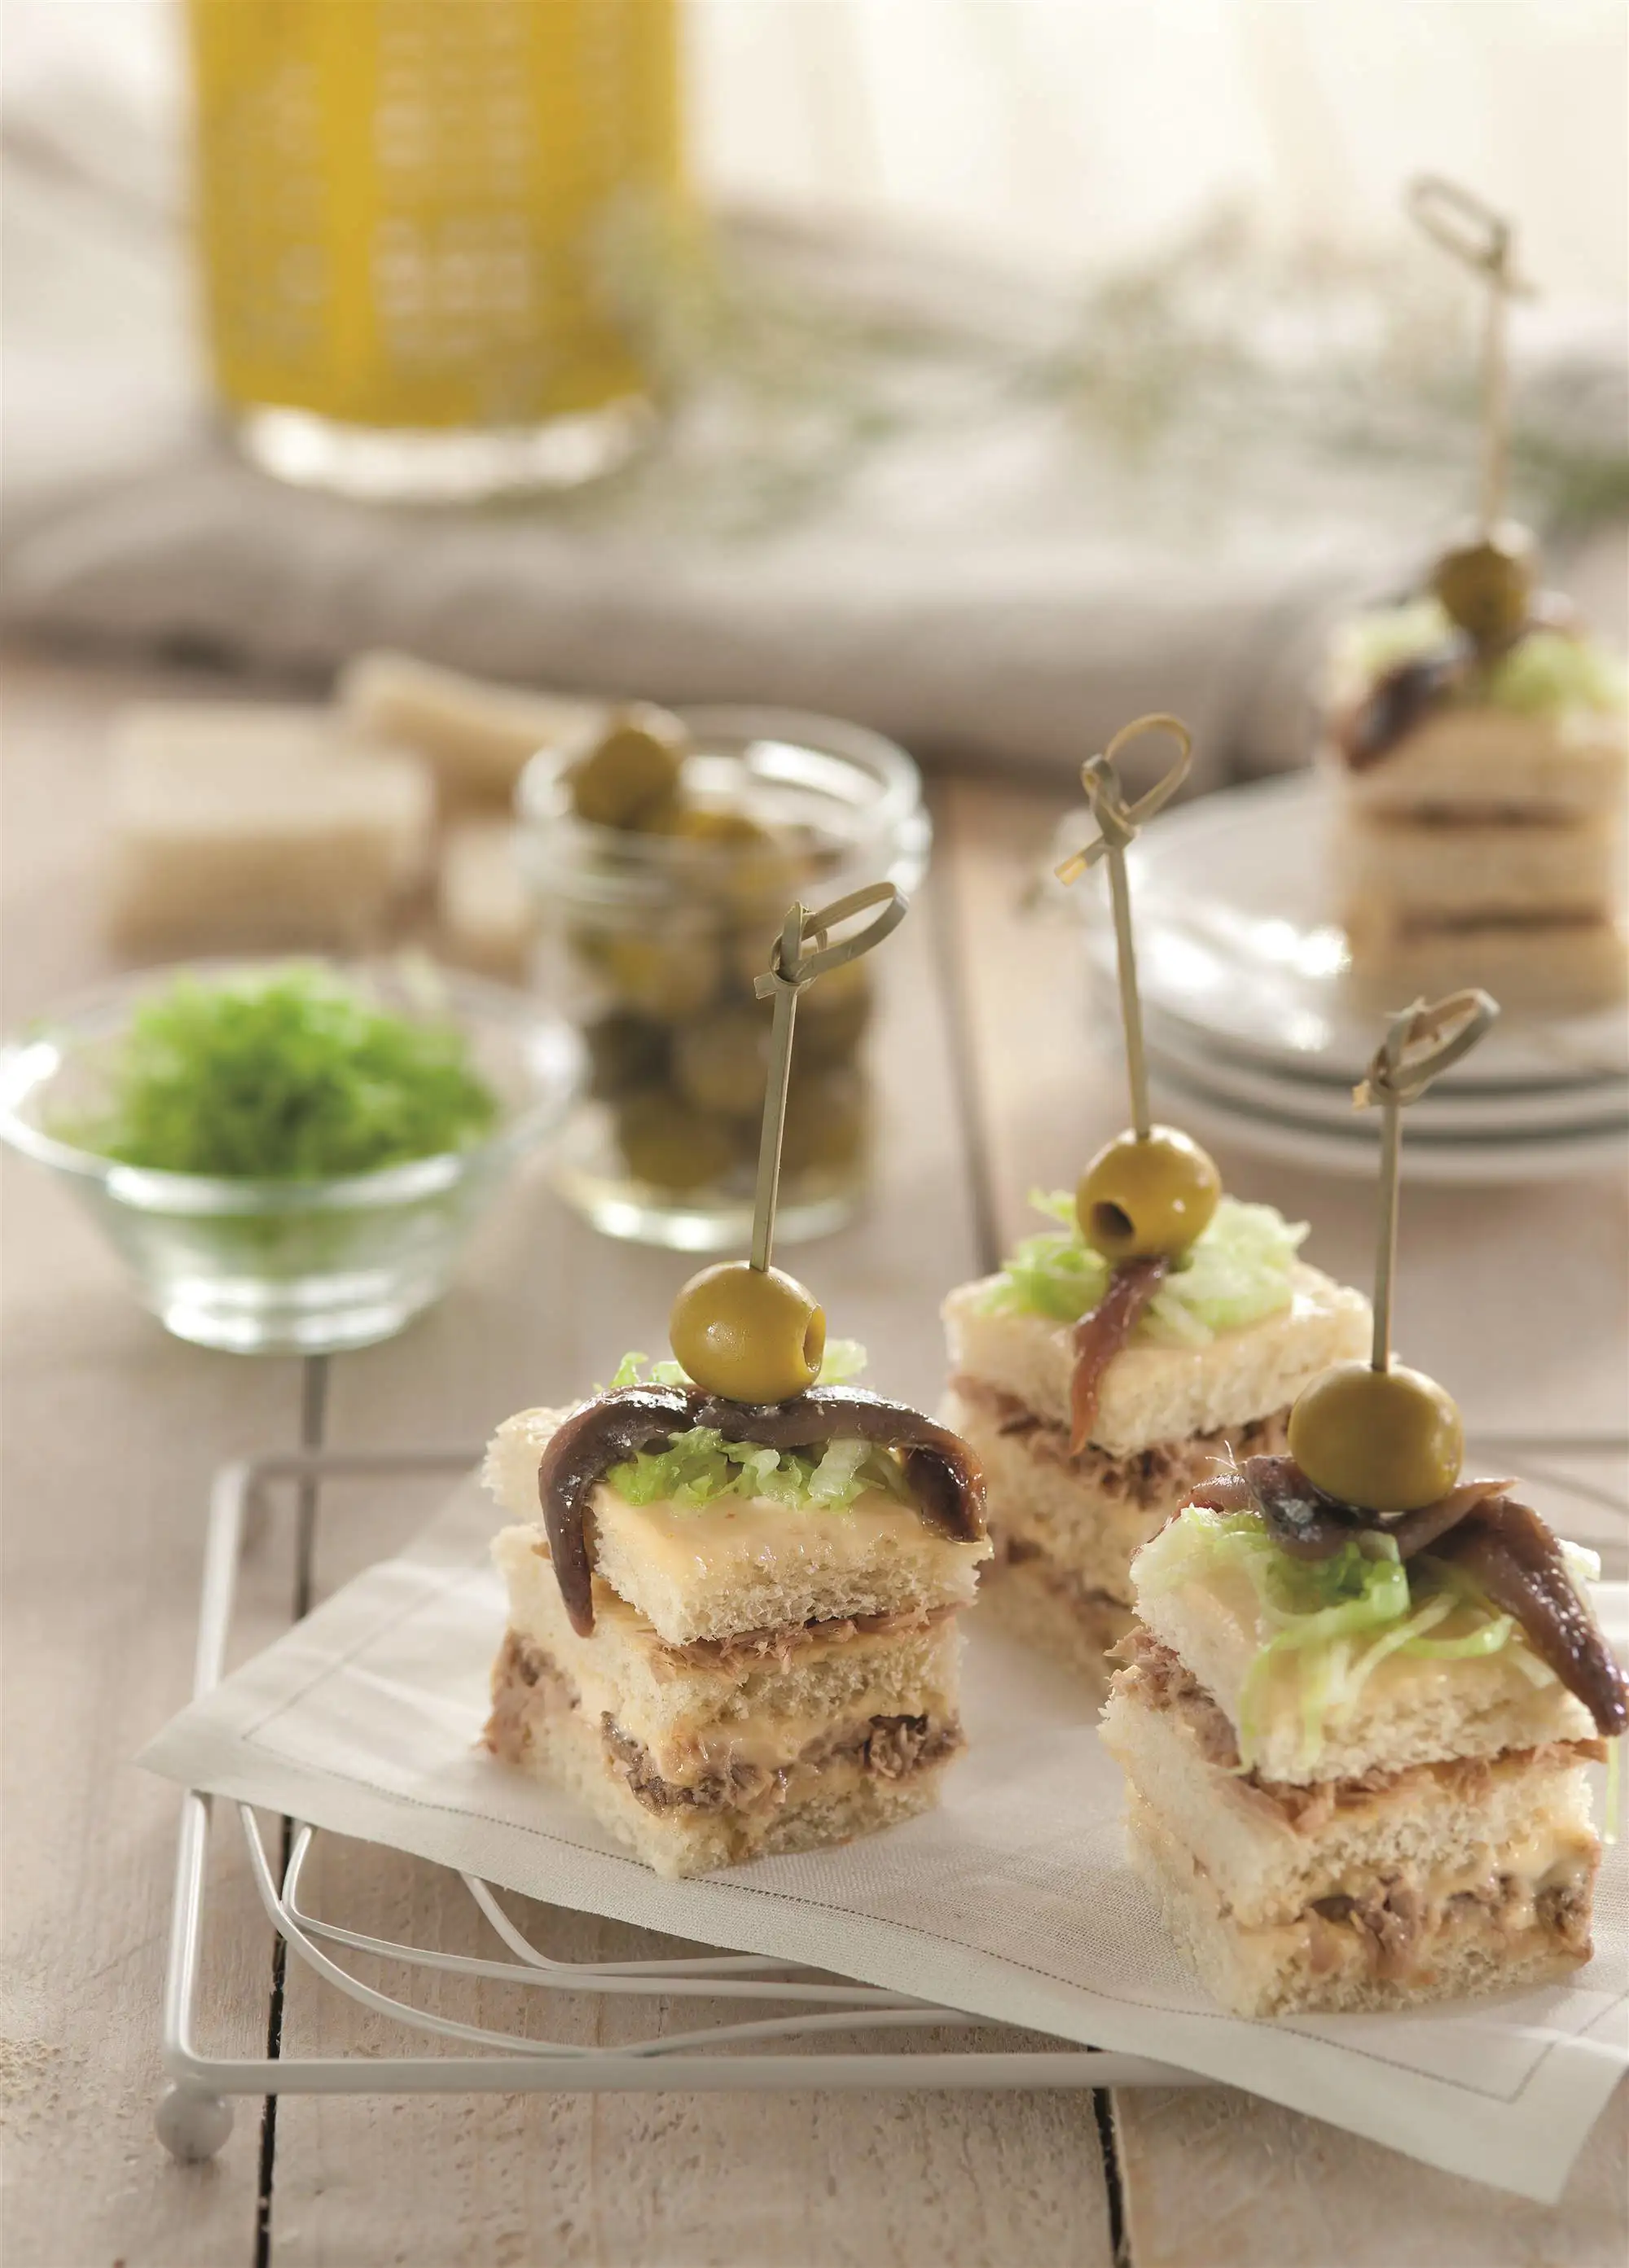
748, 882, 906, 1273
1353, 988, 1499, 1371
1054, 713, 1193, 1139
1407, 174, 1533, 537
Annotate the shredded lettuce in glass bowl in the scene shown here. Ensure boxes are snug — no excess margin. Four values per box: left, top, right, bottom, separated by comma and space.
597, 1341, 909, 1513
979, 1191, 1306, 1345
1346, 599, 1627, 716
1134, 1502, 1603, 1773
0, 959, 579, 1356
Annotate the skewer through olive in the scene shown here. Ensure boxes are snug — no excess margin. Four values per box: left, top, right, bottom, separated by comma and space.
1287, 1360, 1464, 1515
1284, 989, 1493, 1516
669, 1260, 827, 1406
1075, 1125, 1221, 1262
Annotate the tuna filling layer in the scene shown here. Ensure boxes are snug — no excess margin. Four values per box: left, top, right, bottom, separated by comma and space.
486, 1633, 963, 1817
1116, 1631, 1600, 1980
602, 1711, 964, 1816
951, 1380, 1290, 1505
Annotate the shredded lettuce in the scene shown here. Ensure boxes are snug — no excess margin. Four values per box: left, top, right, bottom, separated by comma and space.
1492, 629, 1627, 715
605, 1338, 867, 1393
595, 1340, 899, 1511
1346, 599, 1456, 683
604, 1424, 912, 1516
1561, 1538, 1603, 1588
1135, 1503, 1546, 1770
980, 1192, 1306, 1344
1346, 599, 1626, 717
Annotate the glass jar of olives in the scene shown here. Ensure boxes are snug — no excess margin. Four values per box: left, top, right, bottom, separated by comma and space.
517, 706, 929, 1248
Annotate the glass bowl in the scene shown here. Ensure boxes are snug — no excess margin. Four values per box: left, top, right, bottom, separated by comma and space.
517, 705, 931, 1250
0, 960, 581, 1355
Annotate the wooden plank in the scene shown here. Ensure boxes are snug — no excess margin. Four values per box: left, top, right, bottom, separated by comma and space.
1113, 2084, 1627, 2268
1, 655, 297, 2268
935, 770, 1629, 2263
268, 809, 1117, 2266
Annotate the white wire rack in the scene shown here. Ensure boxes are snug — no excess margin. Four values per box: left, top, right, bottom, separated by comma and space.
157, 1446, 1201, 2162
157, 1434, 1628, 2161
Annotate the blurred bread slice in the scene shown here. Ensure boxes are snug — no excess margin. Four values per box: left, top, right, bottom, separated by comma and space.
1343, 904, 1629, 1012
1330, 704, 1628, 818
108, 702, 432, 953
1338, 808, 1621, 921
437, 818, 537, 978
339, 651, 606, 804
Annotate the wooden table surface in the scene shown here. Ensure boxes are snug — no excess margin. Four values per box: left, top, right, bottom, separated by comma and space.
3, 648, 1626, 2268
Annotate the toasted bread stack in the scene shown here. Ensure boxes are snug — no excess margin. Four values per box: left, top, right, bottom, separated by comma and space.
1101, 1507, 1607, 2017
483, 1406, 989, 1877
1327, 612, 1629, 1009
941, 1262, 1369, 1691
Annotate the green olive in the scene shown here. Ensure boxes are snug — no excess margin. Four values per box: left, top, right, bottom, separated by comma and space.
583, 1011, 670, 1101
595, 928, 722, 1021
569, 704, 688, 830
1075, 1126, 1222, 1261
728, 849, 813, 922
669, 1260, 826, 1404
1288, 1361, 1464, 1515
657, 805, 771, 849
614, 1090, 736, 1191
674, 1007, 771, 1119
1431, 525, 1535, 651
780, 1063, 868, 1176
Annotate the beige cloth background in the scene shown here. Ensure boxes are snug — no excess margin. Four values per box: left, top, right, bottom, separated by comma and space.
2, 10, 1625, 783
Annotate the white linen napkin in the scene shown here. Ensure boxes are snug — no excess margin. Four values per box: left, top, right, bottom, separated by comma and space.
138, 1473, 1627, 2204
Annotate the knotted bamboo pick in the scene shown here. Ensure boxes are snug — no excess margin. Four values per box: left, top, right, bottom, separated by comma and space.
1054, 713, 1193, 1139
749, 882, 906, 1272
1354, 987, 1499, 1371
1407, 174, 1535, 537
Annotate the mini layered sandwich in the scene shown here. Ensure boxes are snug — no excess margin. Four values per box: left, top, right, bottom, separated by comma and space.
1103, 986, 1626, 2016
1103, 1450, 1626, 2017
484, 1266, 989, 1877
943, 1159, 1369, 1689
1327, 535, 1628, 1011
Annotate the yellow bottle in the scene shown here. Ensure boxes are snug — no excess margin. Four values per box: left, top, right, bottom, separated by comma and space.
186, 0, 685, 498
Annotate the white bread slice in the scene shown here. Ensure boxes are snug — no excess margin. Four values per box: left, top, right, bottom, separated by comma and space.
973, 1553, 1135, 1698
942, 1264, 1369, 1459
1124, 1792, 1594, 2018
942, 1384, 1287, 1604
1337, 806, 1622, 920
1328, 703, 1627, 818
484, 1406, 990, 1647
1100, 1673, 1597, 1930
488, 1638, 952, 1879
338, 650, 605, 802
108, 703, 432, 951
492, 1522, 960, 1784
1132, 1560, 1598, 1784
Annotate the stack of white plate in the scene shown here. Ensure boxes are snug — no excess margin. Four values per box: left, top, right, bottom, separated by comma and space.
1069, 775, 1629, 1184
